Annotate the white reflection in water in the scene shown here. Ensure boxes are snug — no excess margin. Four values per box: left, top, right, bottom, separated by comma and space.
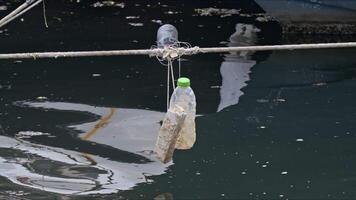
218, 23, 260, 111
0, 102, 169, 195
0, 23, 261, 196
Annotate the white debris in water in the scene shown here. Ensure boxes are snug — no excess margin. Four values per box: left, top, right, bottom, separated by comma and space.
36, 96, 48, 100
91, 1, 125, 8
241, 171, 247, 175
239, 13, 253, 17
281, 171, 288, 175
16, 131, 50, 138
4, 190, 30, 196
274, 98, 286, 102
194, 8, 240, 17
165, 11, 179, 15
296, 138, 304, 142
128, 23, 143, 27
255, 16, 272, 22
126, 16, 140, 19
0, 85, 11, 90
313, 82, 327, 86
92, 74, 101, 77
151, 19, 162, 24
0, 5, 7, 11
219, 41, 229, 45
262, 165, 267, 168
256, 99, 269, 103
260, 126, 266, 129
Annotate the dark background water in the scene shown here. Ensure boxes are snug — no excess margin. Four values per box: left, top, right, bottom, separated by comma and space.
1, 0, 356, 199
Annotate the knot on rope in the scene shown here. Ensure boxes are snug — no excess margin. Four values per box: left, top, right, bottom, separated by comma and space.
150, 42, 200, 64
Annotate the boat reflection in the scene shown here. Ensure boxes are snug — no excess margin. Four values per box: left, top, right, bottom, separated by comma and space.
218, 23, 260, 111
0, 101, 169, 195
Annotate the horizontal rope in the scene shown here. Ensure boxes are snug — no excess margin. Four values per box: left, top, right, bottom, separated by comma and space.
0, 42, 356, 60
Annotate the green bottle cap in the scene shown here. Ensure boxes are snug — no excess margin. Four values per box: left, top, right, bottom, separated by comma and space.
177, 77, 190, 87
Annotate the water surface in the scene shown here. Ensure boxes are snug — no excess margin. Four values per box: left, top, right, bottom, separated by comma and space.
1, 0, 356, 199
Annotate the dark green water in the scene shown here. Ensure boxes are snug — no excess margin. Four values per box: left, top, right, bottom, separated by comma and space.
1, 0, 356, 199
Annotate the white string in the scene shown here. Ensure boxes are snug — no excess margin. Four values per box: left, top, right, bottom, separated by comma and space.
167, 62, 170, 111
42, 0, 48, 28
169, 59, 176, 89
166, 59, 177, 111
178, 56, 181, 77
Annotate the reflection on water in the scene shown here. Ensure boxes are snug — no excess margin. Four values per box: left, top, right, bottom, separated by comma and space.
0, 101, 170, 195
0, 23, 262, 195
218, 23, 259, 112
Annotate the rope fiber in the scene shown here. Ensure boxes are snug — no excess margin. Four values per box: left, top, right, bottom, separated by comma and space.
0, 0, 43, 28
1, 42, 356, 60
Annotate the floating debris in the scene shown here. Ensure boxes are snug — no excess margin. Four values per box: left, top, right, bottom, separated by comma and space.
255, 15, 273, 22
194, 8, 240, 17
36, 96, 48, 101
0, 5, 7, 11
313, 82, 327, 86
256, 99, 269, 103
91, 1, 125, 8
165, 11, 179, 15
92, 73, 101, 77
128, 23, 144, 27
274, 98, 286, 102
281, 171, 288, 175
296, 138, 304, 142
0, 85, 11, 90
126, 16, 140, 19
151, 19, 162, 24
16, 131, 50, 139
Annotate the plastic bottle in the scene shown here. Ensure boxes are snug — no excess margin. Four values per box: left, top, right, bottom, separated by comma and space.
169, 77, 196, 149
157, 24, 178, 48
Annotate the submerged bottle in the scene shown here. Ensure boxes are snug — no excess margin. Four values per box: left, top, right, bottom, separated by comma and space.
169, 77, 196, 149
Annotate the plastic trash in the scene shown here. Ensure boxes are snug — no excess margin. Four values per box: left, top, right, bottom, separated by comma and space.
154, 105, 186, 163
169, 77, 196, 149
156, 24, 178, 48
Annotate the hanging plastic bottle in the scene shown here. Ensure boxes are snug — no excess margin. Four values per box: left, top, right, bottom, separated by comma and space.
157, 24, 179, 48
169, 77, 196, 149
